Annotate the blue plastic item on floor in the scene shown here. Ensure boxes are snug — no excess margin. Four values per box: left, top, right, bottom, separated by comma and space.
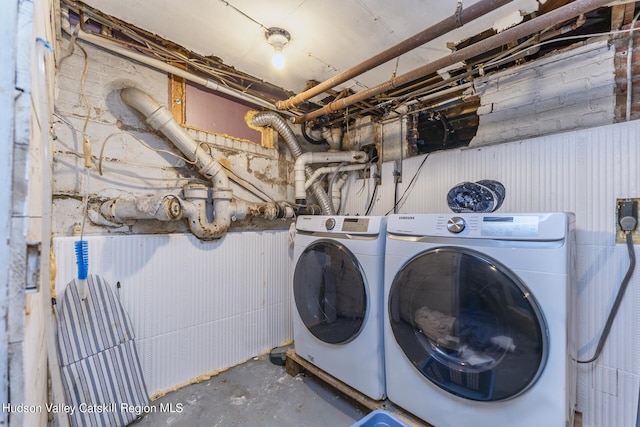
351, 410, 411, 427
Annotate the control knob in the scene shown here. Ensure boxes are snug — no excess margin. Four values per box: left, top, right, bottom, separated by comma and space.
447, 216, 466, 233
325, 218, 336, 230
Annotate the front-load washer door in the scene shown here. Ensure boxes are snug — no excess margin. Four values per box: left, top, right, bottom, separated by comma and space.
294, 239, 367, 344
388, 247, 548, 402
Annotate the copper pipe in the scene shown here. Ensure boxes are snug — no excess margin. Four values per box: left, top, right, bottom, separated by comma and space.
294, 0, 612, 124
276, 0, 515, 110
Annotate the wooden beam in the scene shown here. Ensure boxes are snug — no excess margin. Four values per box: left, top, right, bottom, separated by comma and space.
285, 348, 584, 427
286, 349, 429, 427
611, 3, 636, 31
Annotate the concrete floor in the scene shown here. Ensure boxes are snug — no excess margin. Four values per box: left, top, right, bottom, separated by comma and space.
131, 354, 368, 427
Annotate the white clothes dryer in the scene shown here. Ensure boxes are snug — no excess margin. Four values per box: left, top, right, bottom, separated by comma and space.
384, 213, 576, 427
292, 215, 386, 400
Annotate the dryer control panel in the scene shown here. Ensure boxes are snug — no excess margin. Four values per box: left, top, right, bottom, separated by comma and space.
447, 216, 466, 233
480, 215, 539, 237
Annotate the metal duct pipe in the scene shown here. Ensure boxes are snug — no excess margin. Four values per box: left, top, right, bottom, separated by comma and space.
276, 0, 515, 110
251, 111, 335, 215
293, 0, 613, 123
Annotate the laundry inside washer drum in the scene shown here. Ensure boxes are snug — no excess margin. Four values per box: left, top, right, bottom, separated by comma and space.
446, 180, 505, 213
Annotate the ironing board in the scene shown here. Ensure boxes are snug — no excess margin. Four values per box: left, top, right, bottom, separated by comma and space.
57, 275, 148, 426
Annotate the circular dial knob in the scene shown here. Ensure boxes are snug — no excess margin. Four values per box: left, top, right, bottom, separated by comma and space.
447, 216, 466, 233
325, 218, 336, 230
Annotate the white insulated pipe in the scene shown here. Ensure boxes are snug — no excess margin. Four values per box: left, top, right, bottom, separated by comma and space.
294, 151, 368, 201
97, 187, 294, 235
100, 194, 182, 223
121, 88, 229, 189
180, 184, 233, 239
120, 87, 233, 239
321, 127, 343, 151
331, 174, 349, 213
304, 163, 369, 191
106, 89, 295, 238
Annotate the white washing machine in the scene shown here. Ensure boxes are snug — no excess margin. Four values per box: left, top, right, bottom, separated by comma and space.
292, 215, 386, 400
384, 213, 576, 427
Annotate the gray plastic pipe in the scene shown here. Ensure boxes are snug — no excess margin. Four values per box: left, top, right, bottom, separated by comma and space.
251, 111, 335, 215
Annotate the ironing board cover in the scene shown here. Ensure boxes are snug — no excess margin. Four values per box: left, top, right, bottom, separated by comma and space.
57, 275, 148, 427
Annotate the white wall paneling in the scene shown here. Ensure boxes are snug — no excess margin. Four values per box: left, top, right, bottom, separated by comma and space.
53, 231, 292, 397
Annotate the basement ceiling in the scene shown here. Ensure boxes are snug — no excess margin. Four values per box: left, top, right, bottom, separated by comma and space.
61, 0, 635, 135
74, 0, 543, 96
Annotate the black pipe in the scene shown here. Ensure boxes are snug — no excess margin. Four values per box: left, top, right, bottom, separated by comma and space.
301, 121, 327, 145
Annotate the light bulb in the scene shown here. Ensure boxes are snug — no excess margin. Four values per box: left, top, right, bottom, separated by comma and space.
266, 28, 290, 70
272, 47, 285, 69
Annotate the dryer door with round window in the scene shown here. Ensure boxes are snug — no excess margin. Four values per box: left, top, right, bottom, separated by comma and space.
294, 240, 367, 344
388, 247, 548, 401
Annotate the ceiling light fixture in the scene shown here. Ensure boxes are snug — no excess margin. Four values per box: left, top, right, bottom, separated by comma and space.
265, 27, 290, 70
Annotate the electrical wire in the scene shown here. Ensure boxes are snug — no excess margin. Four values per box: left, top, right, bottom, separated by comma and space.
61, 4, 287, 109
364, 183, 378, 216
97, 133, 277, 201
60, 119, 277, 202
53, 112, 85, 136
97, 131, 198, 176
385, 152, 430, 216
80, 168, 90, 238
77, 43, 91, 137
484, 26, 640, 71
219, 163, 275, 202
577, 231, 636, 364
217, 0, 269, 31
55, 137, 206, 188
378, 24, 640, 117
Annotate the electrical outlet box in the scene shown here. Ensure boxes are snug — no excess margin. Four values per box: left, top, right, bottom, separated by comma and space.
615, 198, 640, 243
